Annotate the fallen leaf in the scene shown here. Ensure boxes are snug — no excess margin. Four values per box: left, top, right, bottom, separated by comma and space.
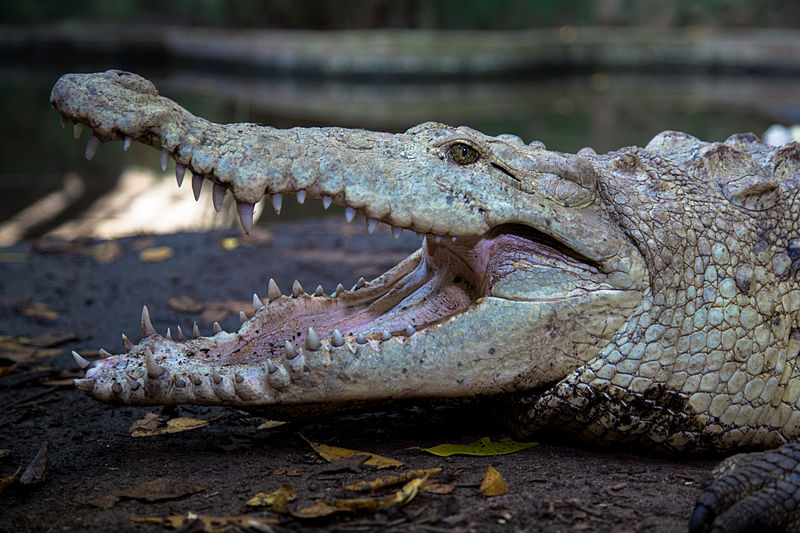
246, 483, 296, 508
256, 420, 287, 430
0, 337, 61, 363
19, 438, 49, 485
421, 481, 454, 494
15, 301, 58, 320
87, 494, 120, 510
290, 501, 346, 518
0, 466, 22, 493
345, 468, 442, 492
300, 434, 403, 469
420, 436, 537, 457
131, 417, 209, 437
129, 412, 162, 434
218, 237, 239, 250
168, 295, 204, 314
90, 241, 123, 263
325, 475, 427, 511
479, 466, 508, 497
318, 455, 368, 474
132, 512, 277, 532
118, 477, 209, 502
139, 246, 174, 263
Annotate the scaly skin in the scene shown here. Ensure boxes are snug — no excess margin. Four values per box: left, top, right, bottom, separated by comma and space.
50, 70, 800, 530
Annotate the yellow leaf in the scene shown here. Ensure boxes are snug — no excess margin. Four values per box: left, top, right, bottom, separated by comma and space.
290, 501, 346, 518
421, 436, 537, 457
246, 484, 296, 507
131, 417, 209, 437
479, 465, 508, 496
344, 468, 442, 492
132, 512, 277, 532
257, 420, 287, 430
300, 434, 403, 469
326, 475, 427, 511
218, 237, 240, 251
139, 246, 174, 263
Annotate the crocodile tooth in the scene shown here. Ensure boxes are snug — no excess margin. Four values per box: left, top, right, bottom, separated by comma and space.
212, 182, 226, 212
175, 164, 186, 187
191, 374, 202, 386
192, 321, 200, 339
176, 325, 186, 342
322, 195, 333, 209
305, 328, 321, 351
141, 305, 157, 338
312, 285, 323, 296
122, 333, 133, 351
334, 283, 345, 296
72, 351, 90, 370
74, 378, 95, 392
271, 193, 282, 214
331, 329, 344, 347
392, 226, 402, 239
237, 201, 255, 234
381, 330, 392, 341
268, 278, 282, 302
434, 235, 442, 243
73, 123, 83, 139
253, 293, 263, 310
111, 381, 123, 394
192, 173, 204, 201
212, 370, 223, 384
123, 136, 132, 151
174, 376, 186, 387
356, 333, 367, 344
267, 362, 291, 389
345, 207, 356, 223
144, 347, 164, 379
84, 136, 102, 160
213, 322, 222, 334
239, 311, 247, 324
99, 348, 112, 358
165, 328, 172, 341
296, 189, 306, 204
160, 148, 169, 172
127, 375, 141, 391
405, 325, 416, 336
286, 350, 305, 376
292, 280, 304, 297
284, 340, 297, 359
356, 277, 366, 289
234, 373, 244, 384
366, 218, 378, 234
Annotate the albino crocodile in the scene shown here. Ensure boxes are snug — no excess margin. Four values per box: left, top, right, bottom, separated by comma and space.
51, 70, 800, 532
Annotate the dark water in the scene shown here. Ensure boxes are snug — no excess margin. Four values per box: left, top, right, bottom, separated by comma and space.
1, 64, 797, 242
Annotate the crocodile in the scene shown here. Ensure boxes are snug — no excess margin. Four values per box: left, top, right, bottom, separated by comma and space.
51, 70, 800, 532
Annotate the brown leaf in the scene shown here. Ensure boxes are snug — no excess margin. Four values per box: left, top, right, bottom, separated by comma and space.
421, 481, 454, 494
318, 454, 368, 474
129, 412, 162, 434
168, 295, 204, 314
246, 483, 296, 508
290, 501, 347, 519
117, 477, 209, 502
0, 466, 22, 493
19, 439, 49, 485
479, 465, 508, 497
325, 476, 427, 512
300, 434, 403, 469
132, 512, 277, 532
131, 416, 209, 437
87, 494, 120, 509
139, 246, 174, 263
15, 301, 58, 321
345, 468, 442, 492
90, 241, 123, 263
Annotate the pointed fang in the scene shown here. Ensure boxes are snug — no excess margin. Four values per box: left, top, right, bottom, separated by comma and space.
405, 325, 416, 336
292, 280, 304, 297
99, 348, 112, 358
212, 182, 226, 212
268, 278, 282, 302
74, 378, 95, 393
381, 330, 392, 341
305, 328, 321, 351
239, 311, 247, 324
322, 195, 333, 209
176, 325, 186, 342
332, 329, 344, 347
314, 285, 324, 296
345, 207, 356, 223
237, 201, 255, 234
73, 123, 83, 139
271, 193, 282, 214
160, 148, 169, 172
144, 347, 164, 379
392, 226, 402, 239
296, 189, 306, 204
213, 322, 222, 334
356, 333, 367, 344
175, 164, 186, 187
192, 173, 204, 201
72, 351, 90, 370
141, 305, 157, 338
253, 293, 263, 310
122, 333, 133, 352
165, 328, 172, 341
193, 322, 200, 339
84, 136, 102, 160
123, 136, 132, 151
285, 340, 297, 359
367, 218, 378, 234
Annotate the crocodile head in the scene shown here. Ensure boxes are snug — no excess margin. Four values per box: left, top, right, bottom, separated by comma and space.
51, 70, 647, 417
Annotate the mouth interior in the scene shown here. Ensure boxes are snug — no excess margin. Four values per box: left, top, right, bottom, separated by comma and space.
230, 224, 601, 363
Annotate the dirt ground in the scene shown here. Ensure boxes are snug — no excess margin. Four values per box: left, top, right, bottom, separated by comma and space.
0, 218, 716, 532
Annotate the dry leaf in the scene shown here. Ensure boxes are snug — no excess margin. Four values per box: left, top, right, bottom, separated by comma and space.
421, 481, 454, 494
19, 439, 49, 485
15, 301, 58, 320
479, 466, 508, 497
345, 468, 442, 492
118, 477, 209, 501
133, 512, 277, 532
326, 476, 427, 511
0, 337, 61, 363
257, 420, 287, 430
168, 295, 204, 314
131, 417, 209, 437
290, 501, 346, 518
300, 434, 402, 469
246, 483, 296, 508
0, 466, 22, 493
129, 412, 162, 434
90, 241, 123, 263
421, 436, 537, 457
139, 246, 174, 263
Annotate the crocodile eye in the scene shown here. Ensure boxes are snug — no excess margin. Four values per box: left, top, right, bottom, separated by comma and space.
449, 143, 480, 165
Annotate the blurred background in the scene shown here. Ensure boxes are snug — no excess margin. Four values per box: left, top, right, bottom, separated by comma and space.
1, 0, 799, 244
